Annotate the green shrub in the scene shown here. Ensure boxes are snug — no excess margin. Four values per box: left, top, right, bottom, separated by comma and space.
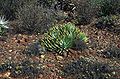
100, 0, 120, 16
40, 22, 88, 54
95, 15, 120, 29
96, 15, 114, 29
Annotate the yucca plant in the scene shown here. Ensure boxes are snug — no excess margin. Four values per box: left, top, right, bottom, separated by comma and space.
0, 16, 9, 35
40, 22, 88, 54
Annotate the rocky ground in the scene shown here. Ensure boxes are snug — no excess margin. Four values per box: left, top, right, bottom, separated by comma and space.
0, 23, 120, 79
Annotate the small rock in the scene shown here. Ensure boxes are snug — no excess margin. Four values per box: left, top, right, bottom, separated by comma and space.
112, 71, 116, 75
41, 55, 45, 59
18, 34, 22, 36
39, 74, 43, 78
9, 50, 12, 52
3, 71, 11, 78
56, 56, 63, 60
47, 64, 54, 67
33, 40, 35, 42
8, 57, 12, 60
7, 45, 10, 47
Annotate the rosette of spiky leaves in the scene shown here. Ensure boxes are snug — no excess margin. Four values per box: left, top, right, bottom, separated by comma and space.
0, 16, 9, 35
40, 22, 88, 54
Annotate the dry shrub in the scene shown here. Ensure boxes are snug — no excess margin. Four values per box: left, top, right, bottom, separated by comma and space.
71, 0, 120, 25
0, 0, 35, 20
14, 1, 57, 34
71, 0, 98, 25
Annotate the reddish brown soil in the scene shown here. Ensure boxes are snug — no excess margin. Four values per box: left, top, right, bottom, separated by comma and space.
0, 24, 120, 79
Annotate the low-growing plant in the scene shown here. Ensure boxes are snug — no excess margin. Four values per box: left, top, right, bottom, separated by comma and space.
38, 0, 75, 12
0, 16, 9, 35
37, 0, 56, 8
0, 0, 37, 20
96, 15, 120, 33
37, 0, 76, 23
40, 22, 88, 55
95, 15, 114, 29
90, 0, 120, 17
71, 0, 120, 25
0, 0, 15, 20
62, 58, 118, 79
0, 0, 22, 20
91, 0, 120, 17
14, 2, 57, 34
23, 41, 46, 56
0, 60, 43, 78
98, 45, 120, 59
71, 0, 99, 25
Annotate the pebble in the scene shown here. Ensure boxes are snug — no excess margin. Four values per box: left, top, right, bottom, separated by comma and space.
47, 64, 55, 67
112, 72, 116, 75
8, 57, 12, 60
56, 56, 63, 60
41, 55, 45, 59
18, 34, 22, 36
3, 72, 11, 78
8, 50, 12, 52
33, 40, 35, 42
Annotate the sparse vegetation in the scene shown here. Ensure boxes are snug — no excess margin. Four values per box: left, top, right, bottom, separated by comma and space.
0, 0, 120, 79
98, 45, 120, 59
14, 3, 56, 34
62, 58, 118, 79
95, 14, 120, 34
23, 41, 46, 56
0, 60, 43, 78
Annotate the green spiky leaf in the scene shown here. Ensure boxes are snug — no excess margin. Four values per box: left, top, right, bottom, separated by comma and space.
40, 22, 88, 54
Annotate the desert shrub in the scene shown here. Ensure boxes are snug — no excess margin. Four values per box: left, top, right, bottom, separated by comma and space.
95, 15, 120, 31
40, 22, 88, 55
0, 0, 39, 20
90, 0, 120, 17
14, 2, 57, 34
37, 0, 75, 11
23, 41, 46, 56
98, 45, 120, 59
62, 58, 118, 79
0, 60, 43, 78
72, 39, 88, 51
0, 0, 22, 20
71, 0, 99, 25
37, 0, 76, 23
0, 0, 16, 20
88, 0, 120, 17
95, 15, 115, 29
71, 0, 120, 25
37, 0, 56, 8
